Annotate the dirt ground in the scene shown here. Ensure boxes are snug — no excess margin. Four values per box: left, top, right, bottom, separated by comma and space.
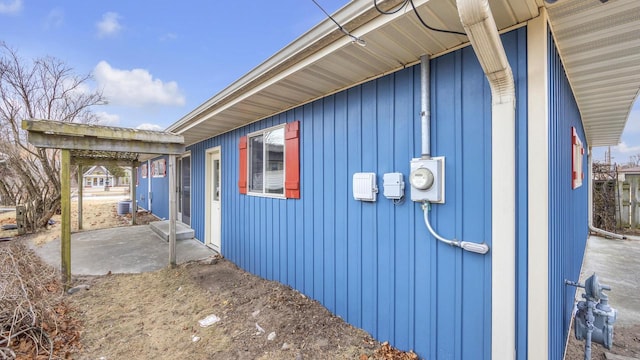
69, 259, 385, 360
564, 323, 640, 359
1, 196, 416, 360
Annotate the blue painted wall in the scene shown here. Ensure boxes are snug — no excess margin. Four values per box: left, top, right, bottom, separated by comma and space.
547, 31, 589, 360
149, 156, 170, 220
135, 157, 170, 219
184, 28, 528, 358
135, 161, 149, 211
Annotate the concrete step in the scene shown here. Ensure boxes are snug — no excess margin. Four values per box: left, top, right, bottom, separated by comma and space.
149, 220, 195, 242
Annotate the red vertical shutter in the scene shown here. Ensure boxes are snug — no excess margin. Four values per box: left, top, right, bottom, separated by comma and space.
238, 136, 248, 194
285, 121, 300, 199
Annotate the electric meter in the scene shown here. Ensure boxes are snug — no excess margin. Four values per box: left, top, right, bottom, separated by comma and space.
409, 157, 444, 203
409, 167, 434, 190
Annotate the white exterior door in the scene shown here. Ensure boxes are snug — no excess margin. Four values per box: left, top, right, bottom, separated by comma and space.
207, 148, 222, 252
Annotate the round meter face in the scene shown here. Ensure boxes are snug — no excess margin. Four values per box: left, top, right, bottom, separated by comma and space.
409, 167, 434, 190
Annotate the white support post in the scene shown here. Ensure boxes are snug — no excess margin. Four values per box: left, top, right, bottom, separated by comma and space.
61, 150, 72, 290
528, 10, 550, 360
78, 165, 83, 230
169, 155, 177, 267
131, 164, 137, 226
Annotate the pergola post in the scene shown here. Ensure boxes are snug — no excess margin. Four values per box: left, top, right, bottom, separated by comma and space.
61, 149, 72, 290
22, 119, 185, 277
77, 165, 83, 230
168, 155, 177, 267
131, 164, 137, 225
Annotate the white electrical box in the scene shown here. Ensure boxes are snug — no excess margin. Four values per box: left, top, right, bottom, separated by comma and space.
409, 157, 445, 203
353, 172, 378, 202
383, 172, 404, 200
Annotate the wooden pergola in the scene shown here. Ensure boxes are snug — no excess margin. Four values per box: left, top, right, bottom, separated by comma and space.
22, 119, 186, 289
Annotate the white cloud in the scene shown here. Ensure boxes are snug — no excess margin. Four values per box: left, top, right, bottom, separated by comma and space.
95, 111, 120, 126
0, 0, 22, 15
45, 9, 64, 29
616, 141, 640, 154
160, 33, 177, 41
96, 12, 122, 37
93, 61, 186, 107
136, 123, 164, 131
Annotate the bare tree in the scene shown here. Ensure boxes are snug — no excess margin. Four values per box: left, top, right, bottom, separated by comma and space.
629, 154, 640, 167
0, 43, 104, 232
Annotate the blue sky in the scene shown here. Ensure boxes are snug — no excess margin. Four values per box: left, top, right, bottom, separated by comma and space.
591, 105, 640, 165
1, 0, 637, 163
0, 0, 345, 130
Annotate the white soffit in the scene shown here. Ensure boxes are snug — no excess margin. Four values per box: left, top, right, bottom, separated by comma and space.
169, 0, 538, 146
547, 0, 640, 147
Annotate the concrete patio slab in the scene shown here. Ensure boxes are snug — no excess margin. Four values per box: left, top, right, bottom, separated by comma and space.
577, 235, 640, 327
28, 225, 215, 276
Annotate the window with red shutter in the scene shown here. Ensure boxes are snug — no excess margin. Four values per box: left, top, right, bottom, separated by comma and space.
571, 127, 584, 189
239, 121, 300, 198
238, 136, 248, 194
284, 121, 300, 199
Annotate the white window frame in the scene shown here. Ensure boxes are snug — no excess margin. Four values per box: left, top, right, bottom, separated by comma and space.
151, 159, 166, 178
246, 124, 286, 199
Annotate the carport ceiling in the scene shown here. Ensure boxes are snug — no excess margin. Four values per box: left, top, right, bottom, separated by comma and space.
547, 0, 640, 147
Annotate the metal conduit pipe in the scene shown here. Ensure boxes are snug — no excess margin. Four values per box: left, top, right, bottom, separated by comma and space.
587, 148, 625, 239
419, 52, 489, 254
456, 0, 516, 358
420, 55, 430, 159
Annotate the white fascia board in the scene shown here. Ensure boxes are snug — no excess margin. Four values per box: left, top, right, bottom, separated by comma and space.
167, 0, 431, 135
167, 0, 385, 133
527, 10, 550, 360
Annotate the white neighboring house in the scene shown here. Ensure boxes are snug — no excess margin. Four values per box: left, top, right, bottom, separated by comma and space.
83, 166, 130, 188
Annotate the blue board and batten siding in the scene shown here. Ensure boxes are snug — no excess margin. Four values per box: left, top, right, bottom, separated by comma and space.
150, 156, 170, 220
547, 32, 589, 360
135, 157, 170, 220
185, 28, 529, 359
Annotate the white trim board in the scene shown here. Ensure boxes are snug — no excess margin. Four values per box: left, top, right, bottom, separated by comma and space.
527, 10, 550, 360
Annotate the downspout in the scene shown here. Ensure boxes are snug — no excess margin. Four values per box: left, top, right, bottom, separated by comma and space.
587, 148, 625, 239
456, 1, 515, 359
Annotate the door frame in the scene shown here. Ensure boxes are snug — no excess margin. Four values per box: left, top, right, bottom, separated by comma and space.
205, 146, 222, 252
178, 151, 191, 225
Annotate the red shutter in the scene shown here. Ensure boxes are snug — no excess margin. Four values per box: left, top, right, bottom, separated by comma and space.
284, 121, 300, 199
238, 136, 248, 194
162, 159, 167, 177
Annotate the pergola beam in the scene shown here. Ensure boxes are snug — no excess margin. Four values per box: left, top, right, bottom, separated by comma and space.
27, 132, 185, 155
72, 158, 143, 167
23, 118, 183, 143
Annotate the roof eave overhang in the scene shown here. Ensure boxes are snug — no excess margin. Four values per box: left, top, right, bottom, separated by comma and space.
168, 0, 638, 149
166, 0, 404, 135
